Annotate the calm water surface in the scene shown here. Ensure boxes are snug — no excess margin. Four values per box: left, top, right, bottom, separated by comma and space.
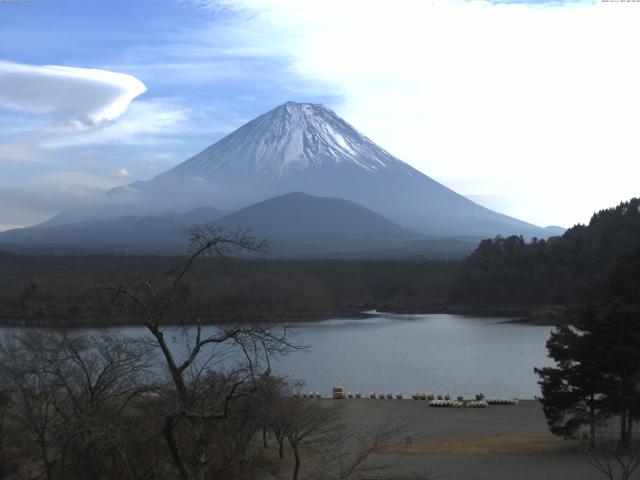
279, 313, 553, 399
1, 313, 554, 399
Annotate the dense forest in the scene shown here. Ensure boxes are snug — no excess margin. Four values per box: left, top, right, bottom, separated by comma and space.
0, 251, 459, 326
454, 198, 640, 310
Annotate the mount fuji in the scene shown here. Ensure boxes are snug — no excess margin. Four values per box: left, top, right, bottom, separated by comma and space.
1, 102, 563, 255
103, 101, 554, 238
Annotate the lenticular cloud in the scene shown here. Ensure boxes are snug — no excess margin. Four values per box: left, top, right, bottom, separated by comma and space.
0, 60, 146, 131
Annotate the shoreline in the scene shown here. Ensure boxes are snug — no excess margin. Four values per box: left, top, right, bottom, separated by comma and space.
0, 303, 577, 328
371, 303, 580, 325
312, 398, 597, 479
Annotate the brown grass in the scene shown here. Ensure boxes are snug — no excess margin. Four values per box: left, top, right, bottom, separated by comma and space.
385, 432, 581, 456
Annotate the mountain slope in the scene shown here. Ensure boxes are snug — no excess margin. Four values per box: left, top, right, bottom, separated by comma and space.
0, 192, 479, 257
210, 192, 415, 254
104, 102, 555, 238
177, 206, 225, 226
208, 192, 478, 257
214, 192, 407, 238
0, 208, 226, 253
0, 192, 413, 254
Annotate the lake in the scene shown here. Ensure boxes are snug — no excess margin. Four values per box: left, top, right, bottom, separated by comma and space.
279, 313, 553, 399
0, 313, 554, 399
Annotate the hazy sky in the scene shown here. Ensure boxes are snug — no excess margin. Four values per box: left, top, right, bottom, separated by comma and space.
0, 0, 639, 230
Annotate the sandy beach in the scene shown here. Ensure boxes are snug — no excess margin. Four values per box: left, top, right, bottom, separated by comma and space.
317, 399, 603, 480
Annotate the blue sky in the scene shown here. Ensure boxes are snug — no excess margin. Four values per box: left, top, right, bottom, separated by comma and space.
0, 0, 341, 228
0, 0, 638, 229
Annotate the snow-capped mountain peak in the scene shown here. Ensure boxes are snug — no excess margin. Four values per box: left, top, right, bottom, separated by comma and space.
100, 101, 551, 239
170, 102, 399, 178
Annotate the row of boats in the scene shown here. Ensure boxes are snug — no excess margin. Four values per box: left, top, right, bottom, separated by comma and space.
430, 400, 489, 408
429, 398, 519, 407
320, 387, 518, 406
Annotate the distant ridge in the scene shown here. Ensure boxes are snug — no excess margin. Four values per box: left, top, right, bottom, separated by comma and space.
0, 193, 480, 258
0, 207, 225, 252
211, 192, 414, 254
56, 101, 559, 239
214, 192, 408, 238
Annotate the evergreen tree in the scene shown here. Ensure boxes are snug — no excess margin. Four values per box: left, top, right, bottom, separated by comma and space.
536, 251, 640, 446
592, 304, 640, 446
608, 249, 640, 307
535, 310, 607, 446
456, 197, 640, 307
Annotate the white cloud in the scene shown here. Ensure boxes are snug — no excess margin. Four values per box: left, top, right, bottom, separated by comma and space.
0, 140, 47, 163
41, 170, 133, 190
209, 0, 640, 227
0, 60, 169, 164
3, 2, 638, 229
0, 224, 23, 233
41, 98, 191, 148
0, 180, 111, 227
0, 43, 228, 227
0, 60, 146, 132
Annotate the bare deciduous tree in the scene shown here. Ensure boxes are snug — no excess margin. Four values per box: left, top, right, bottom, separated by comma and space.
262, 397, 432, 480
282, 399, 344, 480
0, 332, 63, 480
584, 437, 640, 480
0, 330, 156, 480
109, 226, 301, 480
0, 389, 11, 478
310, 420, 410, 480
0, 227, 433, 480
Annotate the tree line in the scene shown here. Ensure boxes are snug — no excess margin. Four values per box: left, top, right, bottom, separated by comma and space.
0, 249, 459, 326
454, 198, 640, 309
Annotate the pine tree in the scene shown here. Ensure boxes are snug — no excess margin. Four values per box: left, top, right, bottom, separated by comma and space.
536, 251, 640, 446
535, 311, 607, 446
